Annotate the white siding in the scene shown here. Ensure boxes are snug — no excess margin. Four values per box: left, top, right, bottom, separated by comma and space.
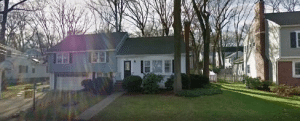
117, 54, 186, 88
244, 31, 257, 78
267, 20, 280, 83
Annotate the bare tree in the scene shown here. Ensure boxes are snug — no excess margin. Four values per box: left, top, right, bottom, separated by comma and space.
125, 0, 150, 37
0, 0, 27, 62
232, 0, 253, 59
265, 0, 281, 12
281, 0, 300, 12
151, 0, 173, 36
173, 0, 182, 92
50, 0, 91, 40
192, 0, 211, 78
210, 0, 234, 68
29, 0, 57, 49
86, 0, 127, 32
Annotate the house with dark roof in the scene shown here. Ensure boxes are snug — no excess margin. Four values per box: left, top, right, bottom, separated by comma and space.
47, 32, 187, 90
46, 32, 128, 90
116, 36, 186, 88
244, 1, 300, 86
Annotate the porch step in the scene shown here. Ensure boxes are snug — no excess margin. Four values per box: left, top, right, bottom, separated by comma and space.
114, 81, 124, 92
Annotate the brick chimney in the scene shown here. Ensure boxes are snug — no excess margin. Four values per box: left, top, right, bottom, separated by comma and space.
254, 0, 269, 81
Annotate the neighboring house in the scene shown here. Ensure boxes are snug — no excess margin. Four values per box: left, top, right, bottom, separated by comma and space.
232, 56, 244, 77
225, 51, 243, 69
47, 32, 128, 90
244, 1, 300, 86
0, 45, 49, 84
116, 36, 186, 88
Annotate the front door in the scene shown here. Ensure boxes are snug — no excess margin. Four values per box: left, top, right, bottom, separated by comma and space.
124, 61, 131, 79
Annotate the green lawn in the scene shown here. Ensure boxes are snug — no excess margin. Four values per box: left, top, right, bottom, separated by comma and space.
91, 83, 300, 121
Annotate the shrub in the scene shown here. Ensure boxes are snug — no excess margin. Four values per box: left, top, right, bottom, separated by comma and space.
142, 73, 163, 94
272, 84, 300, 97
181, 73, 189, 89
244, 76, 272, 91
165, 75, 174, 90
81, 77, 113, 95
176, 85, 223, 97
122, 75, 143, 92
166, 73, 210, 90
190, 74, 209, 88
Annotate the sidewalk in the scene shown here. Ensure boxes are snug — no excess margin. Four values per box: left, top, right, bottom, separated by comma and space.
76, 91, 125, 120
0, 85, 49, 120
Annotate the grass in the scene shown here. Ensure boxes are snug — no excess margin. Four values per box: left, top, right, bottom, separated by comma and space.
1, 84, 33, 99
91, 83, 300, 121
17, 90, 106, 121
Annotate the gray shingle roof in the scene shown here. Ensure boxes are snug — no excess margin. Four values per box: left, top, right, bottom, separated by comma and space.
47, 32, 127, 52
265, 11, 300, 25
117, 36, 186, 55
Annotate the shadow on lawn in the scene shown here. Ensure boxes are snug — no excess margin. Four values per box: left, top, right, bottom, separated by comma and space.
220, 84, 300, 108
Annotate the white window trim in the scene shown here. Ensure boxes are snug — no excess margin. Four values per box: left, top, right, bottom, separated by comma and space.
91, 51, 106, 63
296, 31, 300, 48
57, 52, 69, 64
144, 60, 151, 73
143, 59, 172, 74
152, 60, 163, 74
164, 60, 172, 74
292, 61, 300, 78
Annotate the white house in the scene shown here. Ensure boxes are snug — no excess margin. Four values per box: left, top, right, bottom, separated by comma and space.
116, 36, 186, 88
3, 48, 49, 84
225, 51, 243, 69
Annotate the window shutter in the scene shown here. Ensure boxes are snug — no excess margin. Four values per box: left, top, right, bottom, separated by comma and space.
69, 53, 73, 63
172, 60, 174, 73
106, 51, 109, 63
53, 53, 56, 64
141, 60, 143, 73
291, 32, 296, 48
89, 52, 92, 63
19, 65, 22, 73
26, 66, 28, 73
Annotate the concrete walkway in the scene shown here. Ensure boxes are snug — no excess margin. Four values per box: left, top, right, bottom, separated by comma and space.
76, 91, 125, 120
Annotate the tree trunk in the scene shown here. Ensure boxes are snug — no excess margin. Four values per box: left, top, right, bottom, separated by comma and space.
203, 22, 210, 78
218, 31, 223, 68
184, 22, 191, 89
173, 0, 182, 93
0, 0, 9, 63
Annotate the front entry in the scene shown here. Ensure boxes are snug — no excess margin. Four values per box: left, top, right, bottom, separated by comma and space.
124, 61, 131, 79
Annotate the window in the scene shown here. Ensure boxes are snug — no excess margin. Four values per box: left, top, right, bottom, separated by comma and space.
46, 66, 49, 73
32, 68, 35, 73
91, 51, 106, 63
19, 65, 28, 73
57, 53, 69, 64
152, 60, 162, 73
247, 65, 250, 73
165, 60, 171, 73
144, 61, 150, 73
293, 61, 300, 77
